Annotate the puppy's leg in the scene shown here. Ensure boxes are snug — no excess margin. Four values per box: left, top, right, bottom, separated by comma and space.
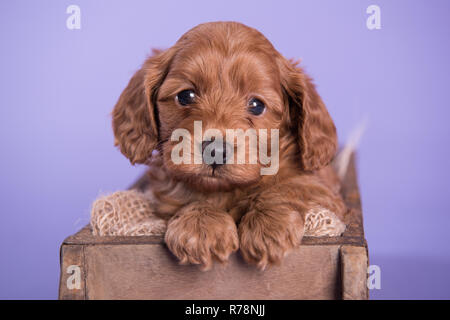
238, 179, 346, 270
165, 201, 239, 270
238, 196, 304, 270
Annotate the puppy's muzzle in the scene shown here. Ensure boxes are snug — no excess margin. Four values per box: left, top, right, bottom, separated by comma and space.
202, 139, 231, 169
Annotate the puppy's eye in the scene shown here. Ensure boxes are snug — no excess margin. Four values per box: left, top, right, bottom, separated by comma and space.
176, 90, 196, 106
248, 98, 265, 115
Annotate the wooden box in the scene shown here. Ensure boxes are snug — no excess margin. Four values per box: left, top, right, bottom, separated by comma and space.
59, 155, 368, 300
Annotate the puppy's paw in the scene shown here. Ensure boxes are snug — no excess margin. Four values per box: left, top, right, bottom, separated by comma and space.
165, 203, 239, 270
238, 209, 303, 270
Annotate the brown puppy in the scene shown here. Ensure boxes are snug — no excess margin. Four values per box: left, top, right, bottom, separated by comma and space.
112, 22, 346, 270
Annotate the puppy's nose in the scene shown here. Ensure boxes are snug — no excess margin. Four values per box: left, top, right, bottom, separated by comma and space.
202, 139, 228, 168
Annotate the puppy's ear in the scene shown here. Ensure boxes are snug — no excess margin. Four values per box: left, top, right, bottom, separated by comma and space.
279, 58, 337, 171
112, 49, 173, 164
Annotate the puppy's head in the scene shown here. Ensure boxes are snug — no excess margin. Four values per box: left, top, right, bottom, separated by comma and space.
113, 22, 337, 191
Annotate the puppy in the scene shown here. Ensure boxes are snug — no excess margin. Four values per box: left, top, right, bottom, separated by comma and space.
112, 22, 346, 270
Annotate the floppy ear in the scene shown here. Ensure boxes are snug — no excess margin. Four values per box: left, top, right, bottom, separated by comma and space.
279, 58, 337, 171
112, 49, 173, 164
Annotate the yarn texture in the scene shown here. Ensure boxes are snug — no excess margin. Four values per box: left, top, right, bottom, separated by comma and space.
91, 190, 166, 236
304, 207, 346, 237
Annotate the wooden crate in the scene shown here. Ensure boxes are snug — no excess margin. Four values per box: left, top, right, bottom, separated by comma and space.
59, 155, 368, 300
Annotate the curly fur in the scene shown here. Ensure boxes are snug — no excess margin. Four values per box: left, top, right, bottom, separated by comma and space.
107, 22, 347, 270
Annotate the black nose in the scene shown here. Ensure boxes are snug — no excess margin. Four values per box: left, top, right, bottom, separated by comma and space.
202, 139, 228, 168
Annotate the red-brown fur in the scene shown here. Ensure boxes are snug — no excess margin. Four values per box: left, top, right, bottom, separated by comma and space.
112, 22, 346, 270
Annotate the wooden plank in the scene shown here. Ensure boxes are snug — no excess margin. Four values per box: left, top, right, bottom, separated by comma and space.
63, 225, 163, 246
58, 244, 86, 300
340, 245, 368, 300
64, 224, 366, 248
83, 244, 341, 300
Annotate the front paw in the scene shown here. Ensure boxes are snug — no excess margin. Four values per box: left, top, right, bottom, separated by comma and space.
238, 209, 304, 270
164, 203, 239, 270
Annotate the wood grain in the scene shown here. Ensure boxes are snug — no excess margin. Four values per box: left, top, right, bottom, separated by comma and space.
84, 244, 341, 300
58, 245, 86, 300
340, 245, 369, 300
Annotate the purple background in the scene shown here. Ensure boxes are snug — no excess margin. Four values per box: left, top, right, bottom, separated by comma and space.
1, 0, 449, 299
